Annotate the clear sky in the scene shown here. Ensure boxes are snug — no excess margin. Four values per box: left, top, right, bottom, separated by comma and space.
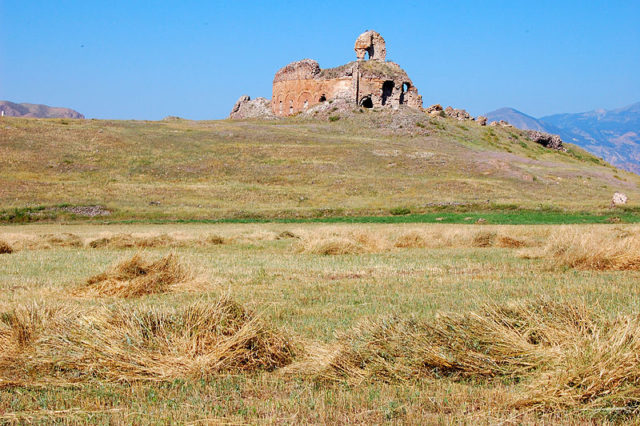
1, 1, 639, 120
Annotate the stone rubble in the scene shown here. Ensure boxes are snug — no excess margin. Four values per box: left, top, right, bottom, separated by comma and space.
525, 130, 566, 151
229, 95, 274, 119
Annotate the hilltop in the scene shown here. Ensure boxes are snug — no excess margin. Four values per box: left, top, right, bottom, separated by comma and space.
0, 100, 84, 119
486, 102, 640, 173
0, 109, 638, 223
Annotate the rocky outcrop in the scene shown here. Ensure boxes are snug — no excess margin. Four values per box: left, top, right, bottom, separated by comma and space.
490, 120, 512, 127
229, 95, 274, 119
444, 106, 471, 121
0, 101, 84, 119
525, 130, 566, 151
475, 116, 488, 126
425, 104, 443, 116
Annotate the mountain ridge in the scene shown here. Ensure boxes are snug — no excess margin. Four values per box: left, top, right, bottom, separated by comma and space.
0, 100, 84, 119
486, 102, 640, 173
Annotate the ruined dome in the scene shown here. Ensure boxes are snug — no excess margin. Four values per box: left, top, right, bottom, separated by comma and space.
273, 59, 321, 83
354, 30, 386, 62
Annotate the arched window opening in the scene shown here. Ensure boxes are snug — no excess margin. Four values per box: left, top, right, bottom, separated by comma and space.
360, 96, 373, 108
402, 82, 410, 92
319, 94, 327, 102
381, 80, 394, 106
289, 100, 293, 114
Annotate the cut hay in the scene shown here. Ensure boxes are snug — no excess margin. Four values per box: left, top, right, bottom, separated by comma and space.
296, 236, 366, 255
288, 299, 640, 413
39, 233, 83, 248
544, 229, 640, 270
393, 231, 427, 248
277, 230, 298, 240
0, 239, 13, 254
88, 233, 177, 249
519, 314, 640, 413
202, 234, 227, 245
0, 298, 298, 385
472, 231, 497, 247
497, 236, 527, 248
288, 299, 592, 384
74, 253, 191, 298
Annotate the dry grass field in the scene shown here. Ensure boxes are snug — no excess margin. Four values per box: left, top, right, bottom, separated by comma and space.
1, 113, 639, 223
2, 222, 640, 423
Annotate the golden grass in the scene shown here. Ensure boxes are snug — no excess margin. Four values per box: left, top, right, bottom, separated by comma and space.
0, 240, 12, 254
88, 233, 178, 249
393, 231, 427, 248
472, 231, 497, 247
0, 297, 298, 385
497, 235, 527, 248
288, 299, 590, 384
40, 233, 83, 248
544, 228, 640, 270
296, 236, 366, 255
287, 299, 640, 414
202, 233, 227, 245
296, 227, 537, 254
521, 315, 640, 412
73, 253, 192, 298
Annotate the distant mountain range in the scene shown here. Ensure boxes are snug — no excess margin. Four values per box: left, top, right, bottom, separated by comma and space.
486, 103, 640, 173
0, 101, 84, 119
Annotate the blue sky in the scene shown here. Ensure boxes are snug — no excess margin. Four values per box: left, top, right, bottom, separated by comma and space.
1, 1, 639, 120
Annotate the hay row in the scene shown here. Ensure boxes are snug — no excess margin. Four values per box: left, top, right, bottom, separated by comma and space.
287, 299, 640, 413
296, 230, 531, 255
2, 296, 640, 414
0, 298, 298, 386
0, 230, 300, 253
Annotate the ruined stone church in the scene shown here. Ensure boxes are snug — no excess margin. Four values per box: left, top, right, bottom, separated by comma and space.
272, 30, 422, 116
229, 31, 423, 119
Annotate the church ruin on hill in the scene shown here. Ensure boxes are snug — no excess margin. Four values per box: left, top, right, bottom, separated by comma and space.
229, 31, 423, 119
271, 31, 422, 116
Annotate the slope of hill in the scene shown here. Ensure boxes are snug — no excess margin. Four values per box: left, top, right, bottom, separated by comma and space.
0, 110, 637, 222
0, 100, 84, 119
486, 103, 640, 173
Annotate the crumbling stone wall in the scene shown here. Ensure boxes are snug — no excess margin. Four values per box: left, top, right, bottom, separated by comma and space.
354, 30, 387, 61
272, 60, 353, 116
271, 31, 422, 117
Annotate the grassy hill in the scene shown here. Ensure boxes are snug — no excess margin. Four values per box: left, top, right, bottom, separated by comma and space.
0, 110, 638, 223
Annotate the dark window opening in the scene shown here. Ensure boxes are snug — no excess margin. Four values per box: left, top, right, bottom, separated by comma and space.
381, 80, 394, 106
402, 82, 410, 92
319, 95, 326, 102
360, 96, 373, 108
